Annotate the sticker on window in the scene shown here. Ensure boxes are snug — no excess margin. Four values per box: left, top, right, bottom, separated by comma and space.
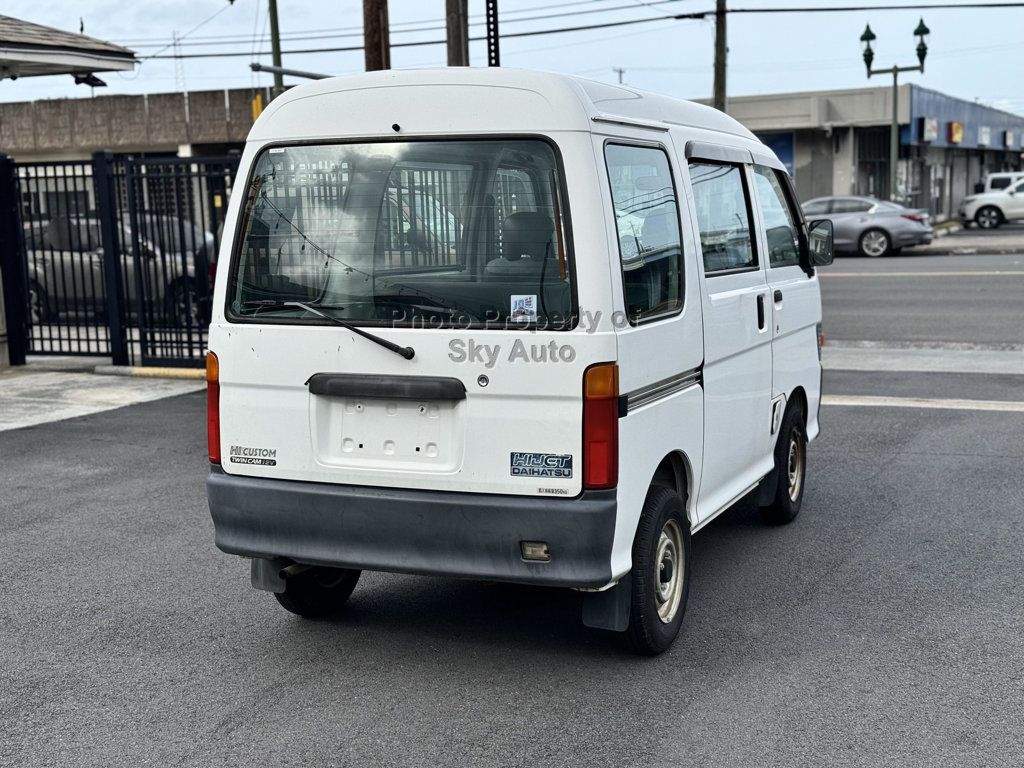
510, 452, 573, 478
510, 294, 538, 323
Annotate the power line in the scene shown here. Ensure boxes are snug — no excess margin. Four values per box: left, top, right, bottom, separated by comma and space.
141, 2, 1024, 61
119, 0, 674, 43
128, 0, 698, 49
147, 13, 687, 59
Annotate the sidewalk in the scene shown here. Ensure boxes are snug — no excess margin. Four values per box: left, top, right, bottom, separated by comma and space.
911, 221, 1024, 256
0, 363, 204, 432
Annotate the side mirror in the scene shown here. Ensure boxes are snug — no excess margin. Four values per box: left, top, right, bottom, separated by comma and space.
807, 219, 834, 267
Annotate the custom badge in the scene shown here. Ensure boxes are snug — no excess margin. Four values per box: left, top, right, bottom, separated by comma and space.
510, 294, 538, 323
228, 445, 277, 466
510, 452, 573, 478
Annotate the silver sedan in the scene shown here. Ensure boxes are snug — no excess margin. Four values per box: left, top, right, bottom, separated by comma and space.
801, 196, 933, 257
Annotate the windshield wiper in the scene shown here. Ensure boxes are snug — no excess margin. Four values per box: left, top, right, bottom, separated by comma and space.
239, 300, 415, 360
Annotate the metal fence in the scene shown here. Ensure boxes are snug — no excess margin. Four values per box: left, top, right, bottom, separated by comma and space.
1, 151, 239, 367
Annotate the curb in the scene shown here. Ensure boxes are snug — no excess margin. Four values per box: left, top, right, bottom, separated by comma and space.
93, 365, 205, 380
932, 223, 962, 238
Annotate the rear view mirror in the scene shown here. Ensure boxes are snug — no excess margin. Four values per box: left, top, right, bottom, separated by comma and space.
807, 219, 834, 267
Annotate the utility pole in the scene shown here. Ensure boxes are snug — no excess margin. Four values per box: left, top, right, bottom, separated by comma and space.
712, 0, 726, 112
486, 0, 500, 67
363, 0, 391, 71
613, 67, 625, 84
446, 0, 469, 66
268, 0, 284, 97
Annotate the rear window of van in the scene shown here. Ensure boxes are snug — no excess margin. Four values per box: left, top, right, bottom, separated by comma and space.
228, 139, 575, 330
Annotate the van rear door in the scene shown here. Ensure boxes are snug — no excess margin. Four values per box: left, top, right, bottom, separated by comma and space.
212, 137, 613, 498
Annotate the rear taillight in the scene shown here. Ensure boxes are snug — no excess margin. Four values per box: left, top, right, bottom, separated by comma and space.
816, 323, 824, 361
902, 213, 927, 223
206, 351, 221, 464
583, 363, 619, 490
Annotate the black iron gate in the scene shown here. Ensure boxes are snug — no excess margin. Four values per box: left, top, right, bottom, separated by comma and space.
0, 151, 239, 367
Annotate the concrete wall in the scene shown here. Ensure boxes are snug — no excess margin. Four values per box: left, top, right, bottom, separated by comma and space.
0, 87, 270, 161
716, 85, 912, 133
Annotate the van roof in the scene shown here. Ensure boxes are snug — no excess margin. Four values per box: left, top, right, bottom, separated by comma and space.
249, 67, 758, 143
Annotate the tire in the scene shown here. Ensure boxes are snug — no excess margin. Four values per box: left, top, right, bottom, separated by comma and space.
760, 401, 807, 525
624, 485, 691, 655
975, 206, 1002, 230
165, 279, 201, 327
274, 566, 361, 619
27, 280, 53, 324
858, 228, 891, 258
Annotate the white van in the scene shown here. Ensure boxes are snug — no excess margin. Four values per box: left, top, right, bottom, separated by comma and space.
206, 69, 834, 654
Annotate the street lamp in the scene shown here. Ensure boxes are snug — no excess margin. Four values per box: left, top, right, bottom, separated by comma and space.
860, 19, 930, 201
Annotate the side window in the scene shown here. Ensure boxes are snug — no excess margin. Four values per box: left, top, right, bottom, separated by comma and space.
753, 166, 801, 268
989, 177, 1011, 190
802, 199, 830, 216
604, 144, 683, 322
832, 198, 872, 214
689, 162, 756, 274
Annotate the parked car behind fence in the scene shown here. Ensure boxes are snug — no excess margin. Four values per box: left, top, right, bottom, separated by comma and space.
23, 214, 215, 326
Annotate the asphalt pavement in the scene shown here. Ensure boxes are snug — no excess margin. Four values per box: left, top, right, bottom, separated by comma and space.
1, 388, 1023, 767
3, 245, 1024, 767
819, 251, 1024, 345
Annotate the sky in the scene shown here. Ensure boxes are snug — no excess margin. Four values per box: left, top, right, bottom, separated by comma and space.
2, 0, 1022, 115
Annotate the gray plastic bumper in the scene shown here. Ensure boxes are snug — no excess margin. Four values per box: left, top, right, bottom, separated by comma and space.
207, 467, 617, 588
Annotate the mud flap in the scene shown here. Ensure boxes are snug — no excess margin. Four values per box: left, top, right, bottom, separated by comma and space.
251, 557, 288, 593
581, 573, 631, 632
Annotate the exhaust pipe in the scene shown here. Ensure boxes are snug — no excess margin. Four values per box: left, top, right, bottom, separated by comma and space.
279, 562, 313, 579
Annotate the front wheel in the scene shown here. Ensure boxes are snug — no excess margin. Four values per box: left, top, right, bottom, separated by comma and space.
274, 566, 361, 619
760, 402, 807, 525
975, 206, 1002, 229
624, 485, 691, 655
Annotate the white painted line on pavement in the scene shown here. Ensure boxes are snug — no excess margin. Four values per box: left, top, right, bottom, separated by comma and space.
823, 395, 1024, 412
823, 346, 1024, 375
821, 271, 1024, 278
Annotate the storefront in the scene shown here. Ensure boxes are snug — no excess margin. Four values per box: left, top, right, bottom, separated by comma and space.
718, 84, 1024, 221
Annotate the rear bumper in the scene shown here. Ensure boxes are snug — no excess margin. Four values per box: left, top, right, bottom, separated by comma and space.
894, 229, 933, 247
207, 468, 617, 588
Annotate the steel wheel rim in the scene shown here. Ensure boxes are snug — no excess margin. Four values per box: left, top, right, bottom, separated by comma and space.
861, 230, 888, 257
655, 519, 685, 624
978, 209, 998, 228
787, 428, 804, 502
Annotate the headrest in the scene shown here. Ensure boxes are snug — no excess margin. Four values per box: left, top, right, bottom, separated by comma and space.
502, 211, 555, 261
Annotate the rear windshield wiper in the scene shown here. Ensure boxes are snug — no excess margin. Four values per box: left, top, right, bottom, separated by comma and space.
239, 300, 415, 360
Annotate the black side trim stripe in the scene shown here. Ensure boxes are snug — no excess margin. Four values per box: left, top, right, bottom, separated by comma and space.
622, 366, 703, 414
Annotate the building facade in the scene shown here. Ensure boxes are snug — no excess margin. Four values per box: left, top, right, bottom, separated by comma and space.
712, 84, 1024, 220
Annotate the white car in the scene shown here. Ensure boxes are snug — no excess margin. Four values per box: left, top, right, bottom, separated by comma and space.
960, 176, 1024, 229
205, 69, 834, 655
980, 171, 1024, 193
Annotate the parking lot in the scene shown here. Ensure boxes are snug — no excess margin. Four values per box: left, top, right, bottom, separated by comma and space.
2, 244, 1023, 766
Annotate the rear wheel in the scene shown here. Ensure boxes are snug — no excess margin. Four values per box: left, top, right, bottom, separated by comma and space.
975, 206, 1002, 229
166, 278, 201, 327
760, 401, 807, 525
858, 228, 891, 257
274, 566, 361, 619
624, 485, 691, 655
28, 280, 52, 324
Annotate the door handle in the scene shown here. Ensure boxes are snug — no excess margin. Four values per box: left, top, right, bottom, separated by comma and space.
756, 294, 766, 331
773, 289, 783, 303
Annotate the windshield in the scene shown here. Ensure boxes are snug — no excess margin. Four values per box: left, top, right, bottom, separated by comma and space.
228, 139, 574, 329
